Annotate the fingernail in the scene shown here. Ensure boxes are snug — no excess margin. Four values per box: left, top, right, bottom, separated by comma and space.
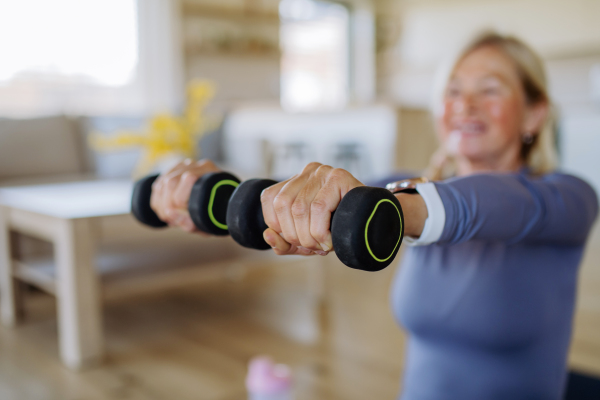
298, 246, 313, 255
315, 250, 328, 256
320, 233, 333, 251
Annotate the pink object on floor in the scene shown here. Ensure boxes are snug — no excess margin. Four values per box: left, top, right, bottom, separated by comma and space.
246, 356, 293, 397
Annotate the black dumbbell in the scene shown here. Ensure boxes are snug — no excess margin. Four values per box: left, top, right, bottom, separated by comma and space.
132, 174, 405, 272
131, 172, 241, 235
226, 179, 405, 272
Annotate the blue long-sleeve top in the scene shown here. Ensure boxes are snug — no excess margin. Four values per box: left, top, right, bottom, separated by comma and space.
385, 170, 598, 400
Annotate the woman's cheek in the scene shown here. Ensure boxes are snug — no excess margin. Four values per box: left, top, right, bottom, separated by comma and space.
484, 98, 522, 136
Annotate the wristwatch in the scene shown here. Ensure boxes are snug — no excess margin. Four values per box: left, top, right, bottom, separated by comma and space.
386, 177, 429, 195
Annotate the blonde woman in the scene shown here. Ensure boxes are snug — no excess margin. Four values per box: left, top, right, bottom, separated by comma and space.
151, 33, 598, 398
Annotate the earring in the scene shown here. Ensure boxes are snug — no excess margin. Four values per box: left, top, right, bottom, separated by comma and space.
522, 132, 534, 144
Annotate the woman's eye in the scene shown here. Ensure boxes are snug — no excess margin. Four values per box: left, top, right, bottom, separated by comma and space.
482, 87, 500, 95
446, 87, 461, 97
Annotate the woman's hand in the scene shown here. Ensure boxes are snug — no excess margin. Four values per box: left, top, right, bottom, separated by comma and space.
260, 162, 364, 256
150, 159, 221, 233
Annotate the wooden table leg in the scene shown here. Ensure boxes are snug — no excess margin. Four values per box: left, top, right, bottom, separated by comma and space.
0, 206, 18, 327
54, 218, 104, 369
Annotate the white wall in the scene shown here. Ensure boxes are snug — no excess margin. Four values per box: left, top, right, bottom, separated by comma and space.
387, 0, 600, 109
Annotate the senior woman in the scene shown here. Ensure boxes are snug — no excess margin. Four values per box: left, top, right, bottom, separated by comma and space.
151, 33, 598, 399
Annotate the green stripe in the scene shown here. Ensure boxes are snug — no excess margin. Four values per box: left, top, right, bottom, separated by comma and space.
208, 179, 239, 230
364, 199, 403, 262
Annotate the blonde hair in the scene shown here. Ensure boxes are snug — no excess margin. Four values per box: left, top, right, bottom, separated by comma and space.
426, 32, 558, 180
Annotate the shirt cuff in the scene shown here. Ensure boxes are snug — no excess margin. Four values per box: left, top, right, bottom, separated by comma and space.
403, 182, 446, 246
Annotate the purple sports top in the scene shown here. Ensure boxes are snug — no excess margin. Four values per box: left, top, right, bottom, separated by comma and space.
383, 171, 598, 399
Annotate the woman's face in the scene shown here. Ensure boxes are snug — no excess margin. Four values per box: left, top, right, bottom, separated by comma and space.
438, 46, 531, 170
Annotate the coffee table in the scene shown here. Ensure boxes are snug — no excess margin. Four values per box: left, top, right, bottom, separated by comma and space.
0, 179, 133, 369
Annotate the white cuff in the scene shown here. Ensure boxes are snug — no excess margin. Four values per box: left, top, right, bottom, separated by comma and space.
403, 182, 445, 246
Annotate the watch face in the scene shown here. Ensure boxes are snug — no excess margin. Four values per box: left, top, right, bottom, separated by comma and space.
386, 177, 429, 194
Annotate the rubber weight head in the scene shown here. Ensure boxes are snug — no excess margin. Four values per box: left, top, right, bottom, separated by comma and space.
188, 172, 241, 235
332, 186, 404, 271
131, 174, 168, 228
227, 179, 278, 250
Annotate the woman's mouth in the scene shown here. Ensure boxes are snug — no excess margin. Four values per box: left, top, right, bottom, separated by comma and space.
452, 121, 487, 136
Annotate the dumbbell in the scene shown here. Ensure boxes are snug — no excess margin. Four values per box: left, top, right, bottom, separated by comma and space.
131, 172, 241, 234
226, 179, 404, 272
132, 173, 404, 272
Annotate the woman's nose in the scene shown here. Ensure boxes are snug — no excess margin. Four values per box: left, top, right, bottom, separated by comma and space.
452, 93, 478, 115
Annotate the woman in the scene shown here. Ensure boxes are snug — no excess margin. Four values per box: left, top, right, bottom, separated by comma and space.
151, 33, 598, 399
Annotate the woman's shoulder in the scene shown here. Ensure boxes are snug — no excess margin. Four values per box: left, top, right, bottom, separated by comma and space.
524, 170, 599, 218
528, 170, 597, 197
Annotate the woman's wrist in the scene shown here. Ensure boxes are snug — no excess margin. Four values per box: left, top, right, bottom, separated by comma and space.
396, 193, 428, 238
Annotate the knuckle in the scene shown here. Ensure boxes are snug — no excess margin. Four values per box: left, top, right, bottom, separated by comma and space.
329, 168, 349, 183
273, 194, 292, 214
260, 186, 276, 204
198, 159, 217, 169
164, 175, 179, 188
181, 170, 199, 184
291, 200, 309, 219
303, 162, 322, 174
311, 198, 328, 214
315, 164, 333, 176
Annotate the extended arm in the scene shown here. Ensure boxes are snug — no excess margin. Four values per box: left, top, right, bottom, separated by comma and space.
433, 172, 598, 246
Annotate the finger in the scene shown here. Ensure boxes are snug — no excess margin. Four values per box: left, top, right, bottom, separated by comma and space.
273, 175, 312, 246
260, 162, 322, 235
264, 227, 292, 253
170, 161, 221, 227
261, 180, 288, 233
160, 173, 182, 225
292, 166, 333, 250
263, 228, 316, 256
150, 160, 192, 221
310, 168, 364, 252
172, 167, 207, 210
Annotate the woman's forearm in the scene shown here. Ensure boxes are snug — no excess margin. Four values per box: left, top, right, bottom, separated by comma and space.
396, 193, 428, 238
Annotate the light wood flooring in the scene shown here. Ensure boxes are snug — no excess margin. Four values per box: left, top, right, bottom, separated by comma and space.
1, 224, 600, 400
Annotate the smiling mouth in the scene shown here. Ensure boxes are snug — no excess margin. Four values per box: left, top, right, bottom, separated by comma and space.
452, 121, 487, 136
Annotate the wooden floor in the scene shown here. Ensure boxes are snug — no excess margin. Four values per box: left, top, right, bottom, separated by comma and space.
1, 224, 600, 400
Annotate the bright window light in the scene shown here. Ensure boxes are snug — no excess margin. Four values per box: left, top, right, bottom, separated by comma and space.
280, 0, 349, 112
0, 0, 137, 86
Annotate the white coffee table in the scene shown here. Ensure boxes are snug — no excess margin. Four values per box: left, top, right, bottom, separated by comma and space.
0, 179, 133, 369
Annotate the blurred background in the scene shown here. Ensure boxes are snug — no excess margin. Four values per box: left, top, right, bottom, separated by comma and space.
0, 0, 599, 399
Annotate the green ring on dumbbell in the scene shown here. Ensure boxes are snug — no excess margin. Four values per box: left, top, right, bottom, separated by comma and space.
364, 198, 403, 262
208, 179, 239, 230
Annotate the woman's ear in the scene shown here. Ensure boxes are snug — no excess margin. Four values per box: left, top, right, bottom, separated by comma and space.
522, 101, 549, 136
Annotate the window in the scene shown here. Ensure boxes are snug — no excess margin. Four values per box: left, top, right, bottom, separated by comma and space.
0, 0, 138, 117
279, 0, 350, 112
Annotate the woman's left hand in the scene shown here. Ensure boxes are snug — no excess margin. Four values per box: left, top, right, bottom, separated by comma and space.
260, 162, 364, 256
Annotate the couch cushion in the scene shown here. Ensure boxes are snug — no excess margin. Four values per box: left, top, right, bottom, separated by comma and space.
0, 116, 85, 180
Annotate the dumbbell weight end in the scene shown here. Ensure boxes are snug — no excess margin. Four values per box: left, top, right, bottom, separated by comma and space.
131, 174, 168, 228
332, 187, 404, 272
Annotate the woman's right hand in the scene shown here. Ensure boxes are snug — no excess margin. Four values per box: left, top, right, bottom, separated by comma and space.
260, 162, 364, 256
149, 159, 221, 233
